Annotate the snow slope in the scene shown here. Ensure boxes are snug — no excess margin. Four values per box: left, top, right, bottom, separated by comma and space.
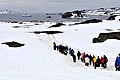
0, 20, 120, 80
83, 7, 120, 15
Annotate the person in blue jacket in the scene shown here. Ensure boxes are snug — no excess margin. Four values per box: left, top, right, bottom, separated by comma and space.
115, 54, 120, 71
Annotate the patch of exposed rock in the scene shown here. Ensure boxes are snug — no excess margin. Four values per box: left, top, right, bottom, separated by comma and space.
30, 31, 63, 34
49, 23, 65, 28
93, 32, 120, 43
1, 41, 25, 47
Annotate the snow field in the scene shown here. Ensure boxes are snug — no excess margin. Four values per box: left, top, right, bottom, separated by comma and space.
0, 21, 120, 80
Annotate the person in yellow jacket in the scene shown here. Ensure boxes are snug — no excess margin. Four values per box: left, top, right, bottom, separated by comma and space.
95, 56, 101, 69
93, 55, 97, 67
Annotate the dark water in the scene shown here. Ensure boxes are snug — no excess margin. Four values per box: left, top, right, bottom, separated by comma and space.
0, 13, 109, 22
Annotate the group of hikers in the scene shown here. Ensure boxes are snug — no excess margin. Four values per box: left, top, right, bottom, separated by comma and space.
53, 42, 109, 69
53, 42, 120, 71
80, 52, 108, 69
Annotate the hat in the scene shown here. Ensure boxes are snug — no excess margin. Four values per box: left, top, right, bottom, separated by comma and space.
118, 53, 120, 56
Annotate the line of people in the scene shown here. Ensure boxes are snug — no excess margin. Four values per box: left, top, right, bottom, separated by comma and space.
53, 42, 68, 55
80, 52, 108, 69
53, 42, 108, 69
53, 42, 76, 62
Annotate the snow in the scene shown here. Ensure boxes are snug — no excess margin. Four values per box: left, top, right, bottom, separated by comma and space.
0, 20, 120, 80
83, 7, 120, 16
115, 16, 120, 21
0, 10, 17, 14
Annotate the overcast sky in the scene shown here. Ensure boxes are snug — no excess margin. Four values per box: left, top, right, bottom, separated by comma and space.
0, 0, 120, 13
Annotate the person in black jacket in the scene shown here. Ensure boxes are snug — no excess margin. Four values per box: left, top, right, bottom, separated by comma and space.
89, 54, 93, 65
72, 55, 76, 63
95, 56, 101, 69
77, 51, 81, 60
53, 42, 56, 50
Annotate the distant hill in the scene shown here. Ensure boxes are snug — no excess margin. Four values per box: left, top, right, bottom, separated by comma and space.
81, 7, 120, 16
0, 9, 20, 14
62, 10, 84, 18
62, 7, 120, 18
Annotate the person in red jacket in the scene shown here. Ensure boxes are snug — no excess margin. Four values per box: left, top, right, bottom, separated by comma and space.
101, 55, 108, 68
81, 52, 86, 63
101, 56, 104, 67
103, 55, 108, 68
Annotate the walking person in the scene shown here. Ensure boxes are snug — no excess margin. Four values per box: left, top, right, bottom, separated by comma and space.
70, 49, 75, 57
85, 54, 90, 66
64, 46, 68, 55
77, 51, 81, 60
68, 47, 72, 55
101, 56, 104, 68
115, 54, 120, 71
103, 55, 108, 68
95, 56, 101, 69
89, 54, 93, 65
81, 52, 86, 63
93, 55, 96, 67
53, 42, 56, 50
72, 55, 76, 63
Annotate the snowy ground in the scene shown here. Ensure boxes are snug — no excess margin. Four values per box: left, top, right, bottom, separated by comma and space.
0, 20, 120, 80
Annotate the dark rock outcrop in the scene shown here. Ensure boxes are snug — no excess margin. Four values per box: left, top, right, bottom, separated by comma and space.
46, 16, 51, 18
79, 19, 102, 24
62, 12, 73, 18
69, 19, 102, 26
49, 23, 65, 28
33, 31, 63, 34
107, 15, 117, 20
62, 10, 83, 18
73, 10, 83, 18
2, 41, 25, 47
93, 32, 120, 43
